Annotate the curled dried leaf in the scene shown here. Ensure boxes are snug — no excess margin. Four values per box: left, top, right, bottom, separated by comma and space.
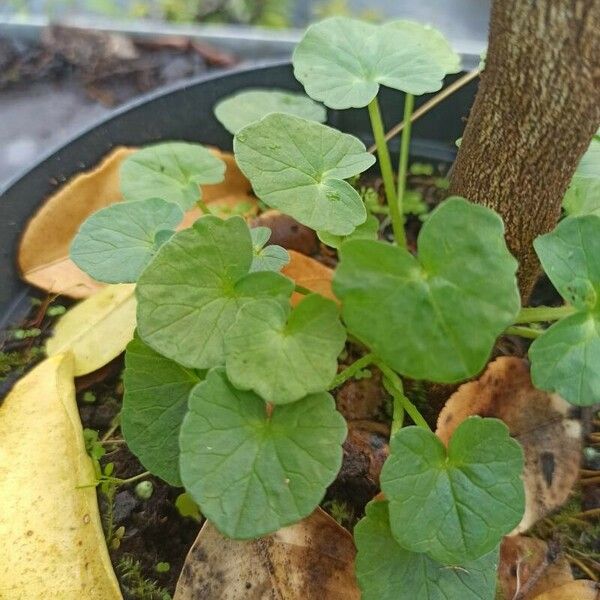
498, 536, 573, 600
436, 357, 581, 532
174, 508, 359, 600
532, 580, 600, 600
0, 354, 122, 599
19, 147, 252, 297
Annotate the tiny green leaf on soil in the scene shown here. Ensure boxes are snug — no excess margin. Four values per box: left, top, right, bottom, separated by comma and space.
250, 226, 290, 273
120, 142, 226, 210
563, 129, 600, 217
121, 334, 204, 486
136, 215, 294, 369
214, 89, 327, 134
317, 214, 379, 249
293, 17, 460, 109
530, 215, 600, 406
333, 197, 521, 382
70, 197, 182, 284
234, 113, 375, 235
380, 417, 524, 565
179, 368, 347, 539
225, 294, 346, 404
354, 500, 499, 600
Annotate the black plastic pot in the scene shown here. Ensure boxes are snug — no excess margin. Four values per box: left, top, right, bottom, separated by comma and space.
0, 60, 478, 327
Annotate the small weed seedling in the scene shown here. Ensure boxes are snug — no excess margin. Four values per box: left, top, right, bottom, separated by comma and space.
70, 16, 600, 599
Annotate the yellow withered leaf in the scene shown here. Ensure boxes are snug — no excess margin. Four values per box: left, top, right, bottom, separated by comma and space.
174, 508, 359, 600
0, 353, 122, 599
19, 146, 253, 298
46, 284, 136, 376
533, 580, 600, 600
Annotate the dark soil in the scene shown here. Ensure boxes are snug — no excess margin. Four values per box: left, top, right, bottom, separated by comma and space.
2, 165, 600, 597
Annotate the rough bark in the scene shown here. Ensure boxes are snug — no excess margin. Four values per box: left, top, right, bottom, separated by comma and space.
450, 0, 600, 301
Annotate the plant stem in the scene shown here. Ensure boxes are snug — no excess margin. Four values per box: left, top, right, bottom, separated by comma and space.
329, 352, 376, 389
382, 377, 404, 434
396, 92, 414, 234
197, 198, 211, 214
504, 325, 543, 339
515, 305, 576, 324
367, 97, 405, 246
376, 361, 430, 431
368, 69, 482, 152
118, 471, 151, 485
294, 284, 312, 295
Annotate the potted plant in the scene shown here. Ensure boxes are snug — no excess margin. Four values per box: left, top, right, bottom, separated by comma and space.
1, 1, 600, 598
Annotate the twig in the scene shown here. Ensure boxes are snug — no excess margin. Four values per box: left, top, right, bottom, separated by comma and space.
565, 553, 599, 581
367, 68, 481, 153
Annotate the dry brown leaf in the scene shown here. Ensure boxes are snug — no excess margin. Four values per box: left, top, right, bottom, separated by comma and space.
18, 146, 135, 297
19, 146, 253, 297
282, 250, 336, 306
0, 353, 122, 599
533, 580, 600, 600
46, 284, 136, 376
436, 356, 581, 533
498, 535, 573, 600
174, 508, 359, 600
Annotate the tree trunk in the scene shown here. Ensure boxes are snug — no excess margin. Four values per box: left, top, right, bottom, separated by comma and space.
450, 0, 600, 302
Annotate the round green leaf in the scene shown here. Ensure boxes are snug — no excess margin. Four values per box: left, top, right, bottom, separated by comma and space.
136, 215, 294, 369
355, 501, 499, 600
214, 89, 326, 134
122, 334, 203, 486
70, 197, 182, 284
120, 142, 226, 210
225, 295, 346, 404
563, 131, 600, 217
317, 214, 379, 249
380, 417, 524, 565
234, 113, 374, 236
293, 17, 460, 109
179, 368, 347, 539
250, 226, 289, 273
530, 215, 600, 406
333, 197, 520, 382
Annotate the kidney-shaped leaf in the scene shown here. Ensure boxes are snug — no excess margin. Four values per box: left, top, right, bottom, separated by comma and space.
136, 215, 294, 369
215, 88, 326, 134
120, 142, 226, 210
234, 113, 375, 235
318, 214, 379, 249
293, 17, 460, 109
179, 368, 347, 539
225, 294, 346, 404
563, 131, 600, 217
70, 197, 182, 283
530, 215, 600, 406
334, 197, 520, 382
122, 335, 204, 486
354, 500, 498, 600
381, 417, 525, 565
250, 226, 289, 273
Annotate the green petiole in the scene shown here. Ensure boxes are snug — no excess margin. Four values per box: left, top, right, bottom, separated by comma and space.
515, 304, 576, 324
396, 92, 414, 235
329, 352, 376, 389
367, 97, 406, 247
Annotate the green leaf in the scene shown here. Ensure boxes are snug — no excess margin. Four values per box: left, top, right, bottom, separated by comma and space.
250, 226, 289, 273
214, 89, 326, 134
120, 142, 226, 210
333, 198, 520, 382
380, 417, 524, 565
354, 501, 498, 600
225, 295, 346, 404
121, 335, 203, 486
179, 368, 347, 539
70, 197, 182, 284
293, 17, 460, 109
529, 215, 600, 406
563, 132, 600, 217
136, 215, 294, 369
317, 214, 379, 249
234, 113, 375, 235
